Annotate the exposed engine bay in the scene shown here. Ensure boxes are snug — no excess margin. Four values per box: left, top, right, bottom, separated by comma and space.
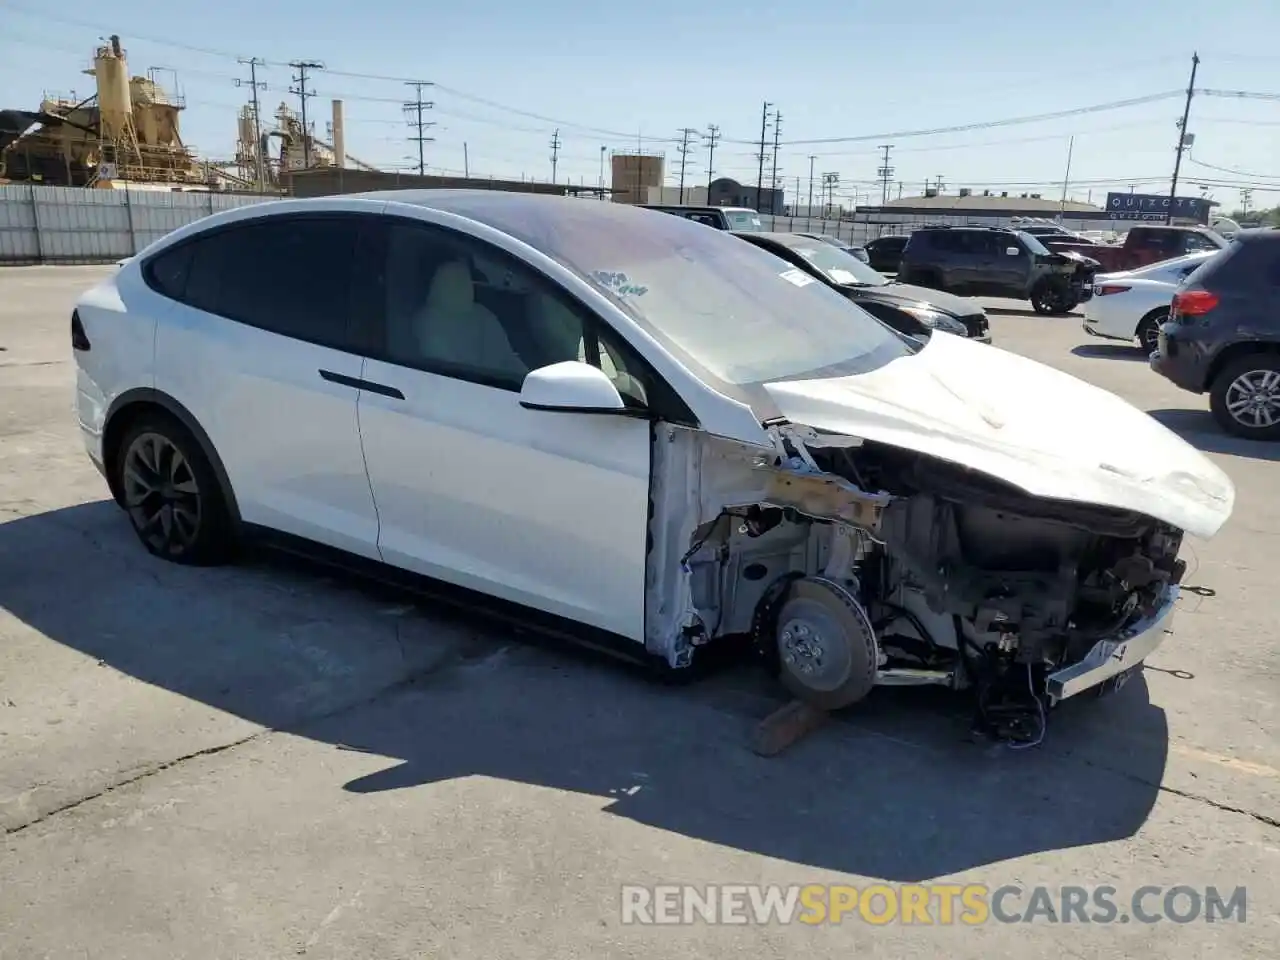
646, 423, 1187, 742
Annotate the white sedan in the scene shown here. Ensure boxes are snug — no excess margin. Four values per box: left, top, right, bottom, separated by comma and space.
1082, 250, 1218, 352
71, 192, 1235, 733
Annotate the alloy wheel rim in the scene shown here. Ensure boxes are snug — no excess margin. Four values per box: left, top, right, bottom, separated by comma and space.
1225, 369, 1280, 429
1141, 321, 1163, 351
122, 432, 202, 553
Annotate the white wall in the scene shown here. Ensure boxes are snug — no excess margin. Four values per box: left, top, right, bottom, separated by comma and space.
0, 184, 275, 264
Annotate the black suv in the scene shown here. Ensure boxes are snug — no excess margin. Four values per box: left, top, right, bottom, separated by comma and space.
1150, 228, 1280, 440
897, 225, 1099, 314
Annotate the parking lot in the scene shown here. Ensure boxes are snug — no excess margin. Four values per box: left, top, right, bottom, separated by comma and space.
1, 266, 1276, 959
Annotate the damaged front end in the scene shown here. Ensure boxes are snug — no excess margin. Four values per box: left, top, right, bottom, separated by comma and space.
646, 422, 1188, 739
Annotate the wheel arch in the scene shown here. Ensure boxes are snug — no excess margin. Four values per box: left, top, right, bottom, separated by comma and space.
1203, 340, 1280, 394
102, 389, 242, 526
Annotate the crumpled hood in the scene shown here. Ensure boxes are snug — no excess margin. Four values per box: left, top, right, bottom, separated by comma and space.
763, 333, 1235, 539
869, 282, 984, 318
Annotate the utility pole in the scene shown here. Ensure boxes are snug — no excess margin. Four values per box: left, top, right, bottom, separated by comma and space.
675, 127, 696, 203
934, 174, 946, 194
599, 145, 607, 200
755, 101, 772, 212
807, 155, 816, 215
1166, 51, 1200, 224
288, 60, 324, 169
403, 81, 435, 177
703, 124, 720, 196
236, 57, 267, 191
877, 144, 894, 205
767, 109, 782, 214
822, 172, 839, 216
549, 128, 561, 183
1058, 135, 1075, 218
1241, 188, 1253, 218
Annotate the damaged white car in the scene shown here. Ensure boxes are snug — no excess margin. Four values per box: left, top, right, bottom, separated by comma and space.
73, 192, 1236, 738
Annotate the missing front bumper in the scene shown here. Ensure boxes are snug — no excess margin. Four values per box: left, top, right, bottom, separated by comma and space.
1044, 585, 1179, 705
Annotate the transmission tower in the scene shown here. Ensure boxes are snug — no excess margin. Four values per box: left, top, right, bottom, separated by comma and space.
288, 60, 324, 169
236, 57, 267, 190
549, 129, 562, 183
403, 81, 436, 177
676, 127, 697, 203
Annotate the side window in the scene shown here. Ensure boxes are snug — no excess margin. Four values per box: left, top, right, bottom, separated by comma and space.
1184, 233, 1218, 253
180, 216, 361, 349
143, 242, 193, 300
379, 221, 593, 391
685, 213, 719, 228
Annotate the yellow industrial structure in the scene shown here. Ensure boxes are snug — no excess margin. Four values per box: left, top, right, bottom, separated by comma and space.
0, 35, 208, 188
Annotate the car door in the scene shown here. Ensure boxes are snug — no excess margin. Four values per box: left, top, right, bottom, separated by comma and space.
350, 216, 655, 642
985, 232, 1029, 297
150, 213, 381, 558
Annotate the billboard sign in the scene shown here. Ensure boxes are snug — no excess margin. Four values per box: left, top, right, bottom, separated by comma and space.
1105, 192, 1212, 224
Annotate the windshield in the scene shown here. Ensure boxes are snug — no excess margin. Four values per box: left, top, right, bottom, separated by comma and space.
725, 209, 765, 232
1016, 231, 1053, 256
787, 242, 889, 286
464, 202, 909, 385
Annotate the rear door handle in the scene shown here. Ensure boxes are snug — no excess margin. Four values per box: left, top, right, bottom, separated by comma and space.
319, 369, 405, 400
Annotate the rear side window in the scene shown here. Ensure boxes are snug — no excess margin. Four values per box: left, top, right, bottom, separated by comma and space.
143, 243, 194, 300
172, 216, 363, 350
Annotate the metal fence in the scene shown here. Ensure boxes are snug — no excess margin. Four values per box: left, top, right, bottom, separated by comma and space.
0, 184, 275, 265
0, 182, 1149, 265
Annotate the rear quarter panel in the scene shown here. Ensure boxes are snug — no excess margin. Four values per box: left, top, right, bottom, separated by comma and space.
74, 264, 156, 462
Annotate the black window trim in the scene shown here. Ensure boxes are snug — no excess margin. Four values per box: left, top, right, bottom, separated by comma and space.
140, 210, 373, 357
357, 215, 699, 427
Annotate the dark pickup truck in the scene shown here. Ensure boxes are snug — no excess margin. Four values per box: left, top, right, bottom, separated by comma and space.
1045, 225, 1226, 273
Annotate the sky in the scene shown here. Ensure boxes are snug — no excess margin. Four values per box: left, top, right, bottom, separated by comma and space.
2, 0, 1279, 210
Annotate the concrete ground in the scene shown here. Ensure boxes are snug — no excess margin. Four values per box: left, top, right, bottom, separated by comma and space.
1, 268, 1276, 959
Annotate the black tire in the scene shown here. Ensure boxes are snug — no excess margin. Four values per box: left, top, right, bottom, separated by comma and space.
1030, 278, 1075, 315
774, 578, 879, 710
1135, 309, 1168, 354
114, 412, 237, 565
1209, 353, 1280, 441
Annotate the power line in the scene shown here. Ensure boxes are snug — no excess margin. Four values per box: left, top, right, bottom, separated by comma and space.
288, 60, 324, 168
403, 81, 436, 176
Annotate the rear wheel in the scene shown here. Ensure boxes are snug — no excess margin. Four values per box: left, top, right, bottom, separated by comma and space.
115, 413, 236, 564
1209, 353, 1280, 441
1135, 309, 1168, 353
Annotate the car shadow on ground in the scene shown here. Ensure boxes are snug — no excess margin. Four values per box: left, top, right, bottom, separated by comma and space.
986, 306, 1083, 320
0, 501, 1170, 882
1147, 408, 1280, 462
1071, 343, 1145, 361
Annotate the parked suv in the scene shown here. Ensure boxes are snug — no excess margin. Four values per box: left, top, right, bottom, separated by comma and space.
640, 204, 764, 231
1150, 228, 1280, 440
897, 225, 1099, 314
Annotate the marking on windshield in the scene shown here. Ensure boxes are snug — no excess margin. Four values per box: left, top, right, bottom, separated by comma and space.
828, 268, 858, 284
779, 268, 816, 287
591, 271, 649, 298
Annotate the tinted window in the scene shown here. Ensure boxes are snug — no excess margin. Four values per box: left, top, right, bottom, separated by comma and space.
143, 243, 193, 300
726, 210, 764, 231
377, 221, 608, 393
1184, 232, 1221, 253
1015, 231, 1051, 256
179, 216, 361, 349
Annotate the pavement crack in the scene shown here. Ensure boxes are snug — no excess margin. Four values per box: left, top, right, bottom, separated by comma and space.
3, 735, 259, 838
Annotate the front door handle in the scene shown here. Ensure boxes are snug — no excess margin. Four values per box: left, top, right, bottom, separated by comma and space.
319, 369, 405, 400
